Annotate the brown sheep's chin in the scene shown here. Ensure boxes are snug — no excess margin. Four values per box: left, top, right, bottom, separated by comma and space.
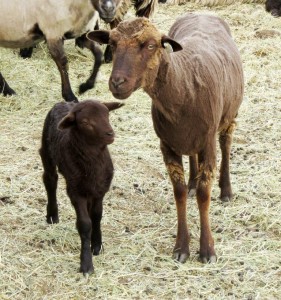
112, 90, 133, 100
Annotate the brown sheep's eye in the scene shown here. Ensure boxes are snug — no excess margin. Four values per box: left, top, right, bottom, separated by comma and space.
147, 44, 155, 50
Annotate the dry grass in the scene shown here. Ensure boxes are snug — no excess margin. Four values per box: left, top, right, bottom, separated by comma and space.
0, 2, 280, 300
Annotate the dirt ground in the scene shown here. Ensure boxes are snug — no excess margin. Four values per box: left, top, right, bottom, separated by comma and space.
0, 2, 280, 299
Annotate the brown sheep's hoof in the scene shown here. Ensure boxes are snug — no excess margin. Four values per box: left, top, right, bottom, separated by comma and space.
221, 196, 232, 202
173, 251, 189, 263
199, 255, 217, 264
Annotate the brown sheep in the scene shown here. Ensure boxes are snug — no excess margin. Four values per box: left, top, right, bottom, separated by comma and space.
87, 14, 244, 263
39, 99, 123, 274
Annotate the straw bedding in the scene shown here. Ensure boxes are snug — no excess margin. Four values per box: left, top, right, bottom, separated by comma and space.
0, 1, 280, 299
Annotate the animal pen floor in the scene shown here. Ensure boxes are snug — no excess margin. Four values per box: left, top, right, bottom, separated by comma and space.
0, 2, 280, 300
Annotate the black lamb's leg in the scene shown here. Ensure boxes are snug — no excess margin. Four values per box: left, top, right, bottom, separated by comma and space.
39, 146, 59, 224
72, 197, 94, 275
90, 197, 103, 256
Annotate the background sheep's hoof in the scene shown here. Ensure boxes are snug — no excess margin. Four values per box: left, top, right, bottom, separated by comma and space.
79, 82, 92, 94
3, 87, 16, 96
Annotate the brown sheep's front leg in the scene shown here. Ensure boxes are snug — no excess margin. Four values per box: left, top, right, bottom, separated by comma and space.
160, 141, 190, 263
197, 143, 217, 263
90, 198, 103, 256
219, 121, 236, 201
47, 39, 78, 102
73, 199, 94, 275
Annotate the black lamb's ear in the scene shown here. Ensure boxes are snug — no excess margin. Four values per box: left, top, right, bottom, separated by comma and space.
161, 35, 183, 52
103, 102, 124, 111
58, 112, 76, 130
87, 30, 110, 44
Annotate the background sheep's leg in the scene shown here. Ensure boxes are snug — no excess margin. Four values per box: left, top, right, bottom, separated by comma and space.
188, 155, 198, 197
39, 148, 59, 224
19, 47, 34, 58
104, 20, 120, 63
0, 72, 16, 96
73, 198, 94, 275
219, 121, 236, 202
75, 35, 103, 94
196, 142, 217, 263
47, 39, 78, 102
90, 198, 103, 256
160, 141, 190, 263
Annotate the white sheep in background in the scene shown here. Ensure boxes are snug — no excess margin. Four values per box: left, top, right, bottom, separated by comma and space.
0, 0, 118, 102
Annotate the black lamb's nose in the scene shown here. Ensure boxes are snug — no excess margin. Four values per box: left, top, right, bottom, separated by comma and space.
106, 131, 114, 136
111, 77, 125, 88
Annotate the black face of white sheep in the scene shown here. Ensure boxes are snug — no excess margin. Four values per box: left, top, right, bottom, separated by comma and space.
87, 15, 244, 264
39, 100, 123, 274
265, 0, 281, 16
91, 0, 120, 22
0, 0, 118, 102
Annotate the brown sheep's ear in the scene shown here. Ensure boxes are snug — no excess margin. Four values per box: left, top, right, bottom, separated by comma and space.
161, 35, 183, 52
87, 30, 110, 44
58, 112, 76, 130
103, 102, 124, 111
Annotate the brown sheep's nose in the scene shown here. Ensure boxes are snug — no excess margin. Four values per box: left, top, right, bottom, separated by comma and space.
111, 76, 126, 89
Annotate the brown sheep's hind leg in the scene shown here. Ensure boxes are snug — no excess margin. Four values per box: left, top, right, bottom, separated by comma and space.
197, 145, 217, 263
219, 122, 236, 202
160, 142, 190, 263
188, 155, 198, 197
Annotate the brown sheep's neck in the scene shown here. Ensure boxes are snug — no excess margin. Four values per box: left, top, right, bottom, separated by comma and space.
144, 49, 195, 124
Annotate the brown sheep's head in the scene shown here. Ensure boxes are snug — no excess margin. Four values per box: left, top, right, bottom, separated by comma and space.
58, 100, 123, 145
87, 18, 182, 100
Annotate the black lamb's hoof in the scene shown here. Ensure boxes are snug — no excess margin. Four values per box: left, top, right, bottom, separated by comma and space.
46, 215, 59, 224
